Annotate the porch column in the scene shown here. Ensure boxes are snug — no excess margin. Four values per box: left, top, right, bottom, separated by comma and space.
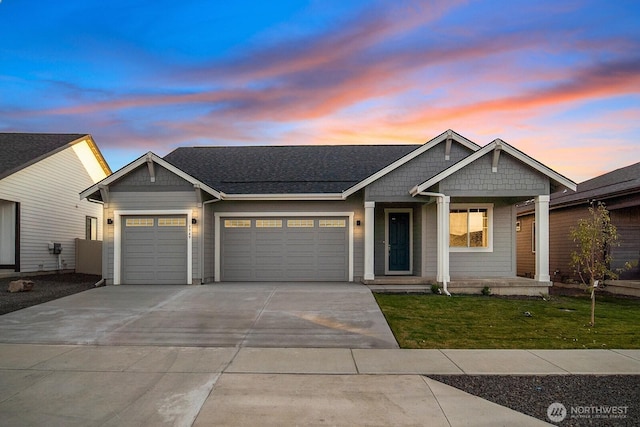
364, 201, 375, 281
437, 196, 450, 283
534, 195, 550, 282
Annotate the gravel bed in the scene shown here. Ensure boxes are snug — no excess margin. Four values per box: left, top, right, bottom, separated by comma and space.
0, 273, 101, 315
429, 374, 639, 426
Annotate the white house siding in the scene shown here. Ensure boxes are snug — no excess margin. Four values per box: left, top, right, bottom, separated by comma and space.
0, 140, 107, 273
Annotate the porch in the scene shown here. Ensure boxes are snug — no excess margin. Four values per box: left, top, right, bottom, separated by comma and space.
363, 276, 550, 296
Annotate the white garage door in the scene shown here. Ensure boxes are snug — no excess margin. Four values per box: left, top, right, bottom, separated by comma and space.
122, 215, 188, 284
221, 217, 349, 281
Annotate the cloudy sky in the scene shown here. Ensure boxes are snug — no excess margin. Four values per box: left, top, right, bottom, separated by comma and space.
1, 0, 638, 182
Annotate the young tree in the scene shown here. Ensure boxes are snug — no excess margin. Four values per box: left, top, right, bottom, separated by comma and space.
569, 202, 619, 326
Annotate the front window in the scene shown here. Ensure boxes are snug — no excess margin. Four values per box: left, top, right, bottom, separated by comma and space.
449, 205, 492, 251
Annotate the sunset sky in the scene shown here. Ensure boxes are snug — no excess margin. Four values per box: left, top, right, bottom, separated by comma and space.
1, 0, 638, 182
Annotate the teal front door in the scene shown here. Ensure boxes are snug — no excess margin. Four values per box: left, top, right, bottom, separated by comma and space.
388, 212, 410, 272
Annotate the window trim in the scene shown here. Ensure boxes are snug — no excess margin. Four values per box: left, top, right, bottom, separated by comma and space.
449, 203, 493, 253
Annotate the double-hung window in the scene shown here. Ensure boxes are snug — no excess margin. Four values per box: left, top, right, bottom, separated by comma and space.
449, 204, 493, 252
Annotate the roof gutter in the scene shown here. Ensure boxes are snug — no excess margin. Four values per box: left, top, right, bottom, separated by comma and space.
416, 191, 451, 296
220, 193, 344, 201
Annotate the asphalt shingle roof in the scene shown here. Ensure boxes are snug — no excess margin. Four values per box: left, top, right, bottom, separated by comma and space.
551, 161, 640, 206
0, 133, 87, 180
163, 145, 420, 194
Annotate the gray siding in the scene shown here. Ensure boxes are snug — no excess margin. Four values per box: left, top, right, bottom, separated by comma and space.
423, 203, 438, 279
111, 164, 193, 192
366, 142, 473, 202
449, 203, 516, 277
440, 153, 550, 197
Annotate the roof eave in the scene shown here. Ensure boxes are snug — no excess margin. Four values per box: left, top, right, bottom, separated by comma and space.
221, 193, 344, 201
79, 152, 223, 201
413, 139, 577, 195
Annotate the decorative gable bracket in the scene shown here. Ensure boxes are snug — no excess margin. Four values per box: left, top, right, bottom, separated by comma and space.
492, 139, 503, 173
146, 153, 156, 183
445, 130, 453, 160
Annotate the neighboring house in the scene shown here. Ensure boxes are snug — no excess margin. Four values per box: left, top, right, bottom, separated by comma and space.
0, 134, 111, 275
81, 130, 576, 294
517, 161, 640, 283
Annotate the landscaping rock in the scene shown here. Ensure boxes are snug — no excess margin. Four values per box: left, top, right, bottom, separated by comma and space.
7, 280, 35, 293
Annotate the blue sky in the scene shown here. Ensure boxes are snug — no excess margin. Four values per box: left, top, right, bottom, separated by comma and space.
1, 0, 639, 182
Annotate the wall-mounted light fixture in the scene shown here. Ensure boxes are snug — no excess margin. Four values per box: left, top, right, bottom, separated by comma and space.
356, 220, 361, 226
107, 218, 113, 225
192, 218, 197, 224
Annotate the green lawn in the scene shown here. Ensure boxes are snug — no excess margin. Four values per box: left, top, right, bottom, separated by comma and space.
374, 293, 640, 349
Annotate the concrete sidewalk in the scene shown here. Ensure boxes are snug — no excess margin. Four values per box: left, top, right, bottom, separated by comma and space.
1, 344, 638, 426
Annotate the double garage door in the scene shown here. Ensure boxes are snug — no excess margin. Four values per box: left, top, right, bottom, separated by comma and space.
122, 215, 188, 285
221, 216, 349, 281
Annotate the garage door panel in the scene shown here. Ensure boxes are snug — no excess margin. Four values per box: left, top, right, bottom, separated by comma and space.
122, 215, 187, 285
221, 216, 348, 281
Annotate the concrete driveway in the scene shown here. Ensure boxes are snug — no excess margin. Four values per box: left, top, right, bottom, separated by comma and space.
0, 283, 398, 348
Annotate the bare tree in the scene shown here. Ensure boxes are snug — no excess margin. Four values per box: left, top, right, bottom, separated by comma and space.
569, 202, 619, 326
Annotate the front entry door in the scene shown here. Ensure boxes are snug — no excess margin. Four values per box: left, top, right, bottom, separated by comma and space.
387, 211, 411, 273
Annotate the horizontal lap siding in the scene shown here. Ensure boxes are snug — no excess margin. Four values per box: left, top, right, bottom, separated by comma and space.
611, 207, 640, 279
0, 143, 106, 273
516, 214, 535, 277
450, 204, 515, 277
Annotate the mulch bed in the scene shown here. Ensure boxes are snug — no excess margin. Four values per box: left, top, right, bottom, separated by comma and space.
0, 273, 101, 315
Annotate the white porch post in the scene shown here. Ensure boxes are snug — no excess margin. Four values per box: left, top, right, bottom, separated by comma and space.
534, 195, 550, 282
364, 201, 375, 281
437, 196, 450, 283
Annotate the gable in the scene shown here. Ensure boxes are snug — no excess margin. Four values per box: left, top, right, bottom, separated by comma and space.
437, 151, 550, 196
110, 163, 193, 192
412, 139, 576, 197
365, 139, 475, 201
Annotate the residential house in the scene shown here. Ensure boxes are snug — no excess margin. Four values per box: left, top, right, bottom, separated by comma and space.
81, 130, 576, 295
517, 161, 640, 288
0, 134, 111, 275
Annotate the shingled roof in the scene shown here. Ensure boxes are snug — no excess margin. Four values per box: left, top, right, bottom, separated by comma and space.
0, 133, 88, 180
163, 145, 420, 194
551, 161, 640, 207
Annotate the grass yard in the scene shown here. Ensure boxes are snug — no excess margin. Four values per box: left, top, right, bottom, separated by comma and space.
374, 293, 640, 349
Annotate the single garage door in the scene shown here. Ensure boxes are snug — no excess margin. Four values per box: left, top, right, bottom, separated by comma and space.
221, 217, 348, 281
122, 215, 188, 284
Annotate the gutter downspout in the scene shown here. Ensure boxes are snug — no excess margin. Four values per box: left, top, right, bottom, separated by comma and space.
417, 192, 451, 296
201, 198, 221, 284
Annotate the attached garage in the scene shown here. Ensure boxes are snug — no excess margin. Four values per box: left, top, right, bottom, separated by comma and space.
220, 216, 350, 281
121, 214, 189, 284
